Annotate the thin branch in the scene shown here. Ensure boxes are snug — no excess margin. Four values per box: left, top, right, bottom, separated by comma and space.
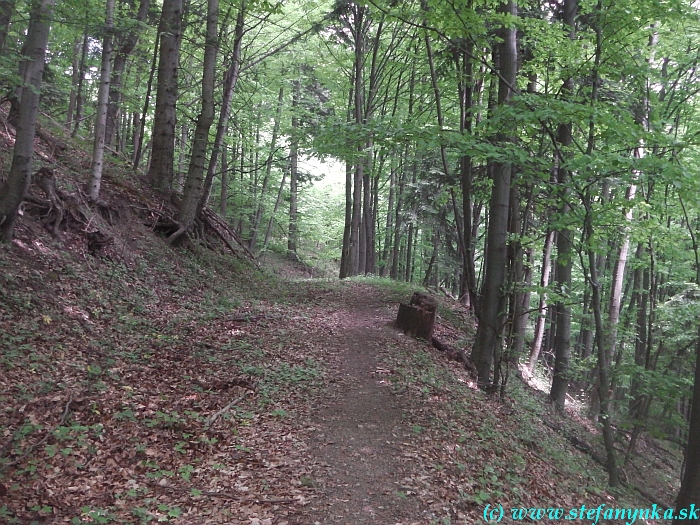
205, 392, 249, 429
0, 394, 74, 473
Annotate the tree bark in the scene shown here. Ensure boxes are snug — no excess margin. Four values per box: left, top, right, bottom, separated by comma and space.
287, 81, 300, 259
0, 0, 15, 55
219, 140, 228, 218
105, 0, 151, 147
196, 3, 245, 216
65, 37, 81, 128
675, 192, 700, 522
379, 165, 395, 277
548, 0, 576, 410
88, 0, 116, 203
170, 0, 218, 242
146, 0, 183, 193
250, 84, 284, 252
133, 31, 159, 170
262, 167, 286, 252
528, 230, 555, 374
70, 28, 89, 137
396, 292, 438, 340
674, 329, 700, 523
470, 0, 518, 389
0, 0, 55, 242
455, 31, 478, 308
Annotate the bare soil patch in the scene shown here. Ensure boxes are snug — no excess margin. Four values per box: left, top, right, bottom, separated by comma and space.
290, 302, 431, 525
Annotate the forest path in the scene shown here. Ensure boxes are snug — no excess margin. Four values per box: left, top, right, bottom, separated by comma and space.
287, 289, 433, 525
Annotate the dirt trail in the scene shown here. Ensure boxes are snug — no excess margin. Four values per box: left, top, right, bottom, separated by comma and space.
290, 301, 432, 525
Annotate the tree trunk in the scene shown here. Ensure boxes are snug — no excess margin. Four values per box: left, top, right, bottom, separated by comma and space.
585, 206, 620, 487
219, 140, 228, 218
508, 186, 531, 363
262, 168, 286, 252
339, 159, 353, 278
390, 156, 405, 280
71, 28, 89, 137
675, 185, 700, 522
527, 230, 555, 375
196, 3, 245, 216
379, 165, 395, 277
287, 81, 299, 259
88, 0, 116, 203
65, 37, 81, 128
362, 152, 374, 273
548, 0, 576, 410
674, 329, 700, 523
0, 0, 14, 55
146, 0, 183, 193
0, 0, 55, 242
133, 31, 159, 171
423, 228, 439, 288
105, 0, 150, 147
470, 0, 518, 389
170, 0, 218, 243
458, 38, 478, 309
175, 122, 188, 192
339, 83, 354, 279
250, 84, 284, 252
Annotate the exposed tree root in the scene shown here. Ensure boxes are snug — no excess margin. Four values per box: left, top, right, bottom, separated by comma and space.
431, 335, 478, 378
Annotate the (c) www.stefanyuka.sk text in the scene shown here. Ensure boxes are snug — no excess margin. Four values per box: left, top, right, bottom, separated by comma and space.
482, 503, 698, 523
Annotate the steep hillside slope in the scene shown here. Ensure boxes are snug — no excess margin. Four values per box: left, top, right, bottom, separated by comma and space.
0, 118, 682, 524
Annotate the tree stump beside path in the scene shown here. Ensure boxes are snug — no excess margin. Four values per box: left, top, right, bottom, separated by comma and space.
396, 292, 438, 340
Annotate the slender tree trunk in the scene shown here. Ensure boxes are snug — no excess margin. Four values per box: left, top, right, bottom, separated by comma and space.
197, 3, 245, 216
219, 141, 229, 218
548, 0, 576, 410
404, 163, 418, 282
458, 37, 478, 308
528, 230, 555, 374
175, 123, 188, 192
288, 81, 300, 259
147, 0, 183, 193
262, 169, 287, 252
250, 84, 284, 252
423, 228, 439, 287
65, 37, 81, 128
508, 187, 531, 364
133, 31, 159, 170
71, 28, 89, 137
0, 0, 55, 241
131, 112, 140, 161
585, 0, 619, 486
349, 156, 362, 275
675, 194, 700, 522
362, 151, 374, 273
88, 0, 116, 203
605, 183, 637, 361
339, 80, 354, 278
379, 165, 395, 277
105, 0, 150, 147
390, 157, 405, 280
405, 221, 414, 283
585, 209, 620, 487
0, 0, 15, 55
339, 159, 353, 278
170, 0, 218, 242
674, 328, 700, 523
471, 0, 518, 389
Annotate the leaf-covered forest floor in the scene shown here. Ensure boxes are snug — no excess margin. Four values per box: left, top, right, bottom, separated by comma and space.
0, 119, 685, 524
